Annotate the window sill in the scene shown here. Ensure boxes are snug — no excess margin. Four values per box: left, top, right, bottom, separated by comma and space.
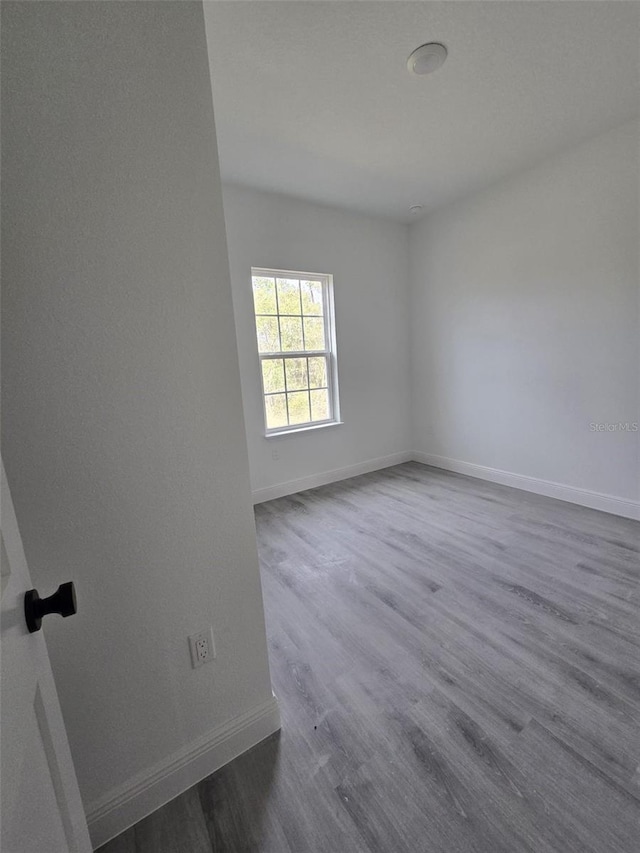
265, 420, 343, 439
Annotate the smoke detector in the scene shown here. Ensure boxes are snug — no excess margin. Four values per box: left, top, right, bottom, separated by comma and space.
409, 205, 424, 216
407, 43, 448, 76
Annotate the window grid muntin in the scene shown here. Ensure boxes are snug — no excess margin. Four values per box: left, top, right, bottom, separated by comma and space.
260, 354, 333, 429
252, 268, 337, 434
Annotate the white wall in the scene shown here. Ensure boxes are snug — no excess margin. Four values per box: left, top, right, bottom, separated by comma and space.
1, 1, 276, 844
409, 121, 639, 507
221, 185, 412, 500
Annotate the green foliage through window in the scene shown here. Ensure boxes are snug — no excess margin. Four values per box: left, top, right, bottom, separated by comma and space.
252, 269, 338, 432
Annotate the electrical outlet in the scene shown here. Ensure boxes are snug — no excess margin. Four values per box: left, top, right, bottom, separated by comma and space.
271, 448, 279, 461
189, 628, 216, 669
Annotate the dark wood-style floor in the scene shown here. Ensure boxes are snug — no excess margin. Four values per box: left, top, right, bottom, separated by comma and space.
100, 463, 640, 853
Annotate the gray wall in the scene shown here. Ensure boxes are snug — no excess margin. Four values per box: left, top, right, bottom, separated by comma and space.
222, 185, 412, 500
1, 0, 274, 833
409, 121, 639, 503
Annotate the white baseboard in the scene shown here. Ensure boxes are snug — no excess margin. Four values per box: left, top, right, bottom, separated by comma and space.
252, 449, 639, 519
414, 452, 640, 521
251, 451, 413, 504
86, 695, 281, 850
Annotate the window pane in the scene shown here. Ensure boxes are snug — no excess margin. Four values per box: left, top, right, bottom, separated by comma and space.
301, 280, 323, 315
280, 317, 303, 351
276, 278, 301, 315
287, 391, 311, 425
265, 393, 288, 429
310, 389, 330, 421
256, 316, 280, 353
252, 269, 338, 433
262, 359, 285, 394
252, 277, 277, 314
303, 317, 325, 351
308, 356, 328, 389
285, 358, 308, 391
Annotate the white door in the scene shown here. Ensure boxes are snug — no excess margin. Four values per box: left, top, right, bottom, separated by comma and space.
1, 460, 92, 853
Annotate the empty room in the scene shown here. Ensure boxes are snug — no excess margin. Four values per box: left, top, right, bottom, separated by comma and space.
1, 1, 638, 852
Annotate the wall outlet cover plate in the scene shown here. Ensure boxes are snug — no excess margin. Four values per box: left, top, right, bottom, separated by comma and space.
189, 627, 216, 668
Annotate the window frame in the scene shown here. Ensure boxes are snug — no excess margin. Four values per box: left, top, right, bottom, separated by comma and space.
251, 267, 341, 437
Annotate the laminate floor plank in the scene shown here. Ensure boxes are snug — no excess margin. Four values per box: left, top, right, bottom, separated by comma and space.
98, 786, 211, 853
99, 463, 640, 853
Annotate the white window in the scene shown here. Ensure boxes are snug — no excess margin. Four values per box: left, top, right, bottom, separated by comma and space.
251, 268, 340, 435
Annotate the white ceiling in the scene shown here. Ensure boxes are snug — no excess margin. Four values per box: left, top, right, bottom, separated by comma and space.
204, 1, 640, 221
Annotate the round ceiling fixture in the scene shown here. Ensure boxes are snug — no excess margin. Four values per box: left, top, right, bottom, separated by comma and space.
407, 42, 448, 76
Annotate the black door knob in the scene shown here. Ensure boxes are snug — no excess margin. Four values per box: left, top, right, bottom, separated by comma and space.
24, 582, 77, 633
